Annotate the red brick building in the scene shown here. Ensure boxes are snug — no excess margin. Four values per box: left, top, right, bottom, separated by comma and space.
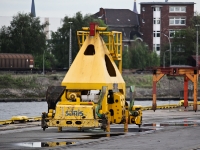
139, 2, 195, 55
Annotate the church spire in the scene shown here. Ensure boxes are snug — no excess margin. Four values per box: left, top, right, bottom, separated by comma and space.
31, 0, 36, 17
133, 0, 138, 14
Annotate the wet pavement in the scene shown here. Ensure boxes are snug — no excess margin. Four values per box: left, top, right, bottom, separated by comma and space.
0, 106, 200, 150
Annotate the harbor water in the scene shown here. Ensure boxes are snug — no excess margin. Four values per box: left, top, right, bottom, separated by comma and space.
0, 100, 179, 120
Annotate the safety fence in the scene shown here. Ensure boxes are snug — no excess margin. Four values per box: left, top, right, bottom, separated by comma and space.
0, 116, 41, 125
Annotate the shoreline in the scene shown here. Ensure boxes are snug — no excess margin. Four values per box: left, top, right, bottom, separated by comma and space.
1, 97, 199, 102
0, 97, 188, 102
0, 98, 46, 102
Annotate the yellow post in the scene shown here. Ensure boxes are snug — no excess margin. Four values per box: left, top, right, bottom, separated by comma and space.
102, 87, 108, 113
118, 32, 122, 74
58, 127, 62, 132
124, 110, 129, 132
106, 115, 110, 132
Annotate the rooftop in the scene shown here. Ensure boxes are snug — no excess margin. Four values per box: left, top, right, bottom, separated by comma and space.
103, 9, 139, 26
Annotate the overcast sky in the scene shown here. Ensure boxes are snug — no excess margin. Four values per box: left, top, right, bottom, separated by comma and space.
0, 0, 199, 18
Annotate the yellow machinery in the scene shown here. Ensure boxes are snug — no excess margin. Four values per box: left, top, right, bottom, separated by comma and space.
41, 23, 142, 132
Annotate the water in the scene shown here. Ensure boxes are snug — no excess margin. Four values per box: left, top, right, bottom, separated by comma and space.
0, 102, 47, 120
0, 100, 178, 120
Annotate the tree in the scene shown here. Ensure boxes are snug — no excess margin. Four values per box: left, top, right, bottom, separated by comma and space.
129, 40, 160, 69
172, 28, 196, 65
34, 50, 56, 69
50, 12, 107, 68
165, 11, 200, 66
0, 13, 48, 54
0, 12, 53, 69
122, 48, 131, 69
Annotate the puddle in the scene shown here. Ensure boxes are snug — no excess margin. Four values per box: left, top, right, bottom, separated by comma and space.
15, 141, 75, 148
57, 128, 154, 140
57, 133, 125, 140
64, 127, 153, 133
14, 129, 154, 148
110, 127, 152, 132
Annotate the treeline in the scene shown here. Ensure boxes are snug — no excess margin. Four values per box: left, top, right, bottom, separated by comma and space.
0, 12, 107, 69
0, 12, 159, 70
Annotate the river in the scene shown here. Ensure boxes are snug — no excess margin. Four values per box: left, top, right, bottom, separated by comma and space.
0, 100, 179, 120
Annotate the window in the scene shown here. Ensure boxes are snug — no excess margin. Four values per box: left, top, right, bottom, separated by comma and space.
153, 18, 160, 24
153, 31, 160, 37
169, 17, 186, 25
153, 44, 160, 51
181, 7, 186, 12
174, 45, 185, 52
142, 7, 145, 11
156, 44, 160, 51
169, 30, 175, 38
169, 29, 185, 38
153, 7, 160, 11
169, 6, 186, 12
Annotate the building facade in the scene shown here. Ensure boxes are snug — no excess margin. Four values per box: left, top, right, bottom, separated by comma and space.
139, 2, 195, 55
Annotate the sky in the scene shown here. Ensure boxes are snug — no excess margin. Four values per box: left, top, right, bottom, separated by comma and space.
0, 0, 199, 18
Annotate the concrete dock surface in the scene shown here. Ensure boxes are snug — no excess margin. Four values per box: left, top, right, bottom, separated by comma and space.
0, 106, 200, 150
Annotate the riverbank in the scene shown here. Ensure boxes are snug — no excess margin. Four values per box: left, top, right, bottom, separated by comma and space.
0, 98, 46, 102
0, 97, 182, 102
0, 72, 192, 100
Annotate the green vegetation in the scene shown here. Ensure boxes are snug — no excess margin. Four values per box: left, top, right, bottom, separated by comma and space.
0, 12, 104, 69
0, 73, 193, 99
0, 13, 50, 69
1, 11, 200, 69
50, 12, 107, 68
0, 11, 160, 70
0, 73, 154, 90
123, 74, 153, 88
123, 40, 160, 69
0, 73, 68, 98
161, 11, 200, 66
0, 74, 38, 89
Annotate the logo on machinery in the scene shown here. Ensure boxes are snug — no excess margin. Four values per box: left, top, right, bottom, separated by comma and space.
66, 110, 84, 116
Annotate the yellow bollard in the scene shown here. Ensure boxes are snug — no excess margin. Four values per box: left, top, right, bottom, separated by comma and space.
124, 110, 129, 132
58, 127, 62, 132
